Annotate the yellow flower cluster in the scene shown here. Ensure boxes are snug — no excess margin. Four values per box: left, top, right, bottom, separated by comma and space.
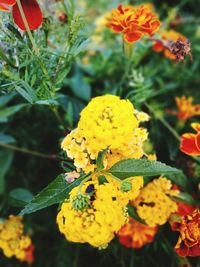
0, 215, 34, 263
57, 177, 129, 248
78, 95, 138, 150
61, 95, 149, 173
92, 173, 144, 206
133, 177, 179, 226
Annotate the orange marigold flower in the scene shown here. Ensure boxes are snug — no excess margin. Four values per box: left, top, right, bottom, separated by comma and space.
167, 96, 200, 121
153, 30, 187, 60
117, 217, 158, 248
180, 123, 200, 156
0, 0, 43, 31
174, 209, 200, 257
107, 4, 160, 43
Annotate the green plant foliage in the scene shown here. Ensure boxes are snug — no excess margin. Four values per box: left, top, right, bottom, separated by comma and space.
0, 0, 200, 266
108, 159, 181, 179
20, 174, 87, 215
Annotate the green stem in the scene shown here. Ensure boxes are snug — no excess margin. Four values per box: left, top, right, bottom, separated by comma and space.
145, 103, 181, 141
158, 116, 181, 141
16, 0, 39, 55
0, 142, 57, 160
123, 41, 134, 58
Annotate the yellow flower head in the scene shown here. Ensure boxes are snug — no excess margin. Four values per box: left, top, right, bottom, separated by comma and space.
57, 178, 128, 248
0, 215, 34, 263
78, 95, 138, 150
133, 177, 179, 226
61, 95, 150, 173
92, 173, 144, 206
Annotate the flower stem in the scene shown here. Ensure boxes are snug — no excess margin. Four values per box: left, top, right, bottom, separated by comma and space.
16, 0, 39, 55
123, 41, 134, 58
0, 142, 57, 160
145, 102, 181, 141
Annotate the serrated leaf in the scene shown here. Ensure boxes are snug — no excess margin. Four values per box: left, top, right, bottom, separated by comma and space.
20, 174, 87, 215
108, 159, 181, 179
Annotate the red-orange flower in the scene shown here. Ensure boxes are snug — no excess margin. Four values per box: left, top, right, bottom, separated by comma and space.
117, 217, 158, 248
177, 202, 196, 217
0, 0, 15, 11
107, 4, 160, 43
174, 209, 200, 257
24, 244, 35, 264
0, 0, 43, 31
180, 123, 200, 156
167, 96, 200, 121
153, 30, 187, 60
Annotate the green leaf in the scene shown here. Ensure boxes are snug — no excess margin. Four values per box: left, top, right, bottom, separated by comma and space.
66, 69, 91, 101
0, 149, 14, 195
96, 149, 107, 170
0, 133, 15, 144
0, 104, 27, 123
108, 159, 181, 179
127, 205, 146, 224
166, 172, 192, 191
9, 188, 33, 207
20, 174, 87, 215
14, 81, 37, 103
0, 46, 17, 68
173, 192, 199, 206
0, 93, 16, 107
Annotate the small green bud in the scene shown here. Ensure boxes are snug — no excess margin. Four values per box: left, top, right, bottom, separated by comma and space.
121, 181, 132, 192
72, 194, 90, 211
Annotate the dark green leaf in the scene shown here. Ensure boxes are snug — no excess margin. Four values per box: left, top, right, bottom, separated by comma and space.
66, 69, 91, 101
173, 192, 199, 206
14, 82, 37, 103
166, 172, 192, 191
0, 93, 16, 107
0, 104, 27, 123
108, 159, 181, 179
127, 205, 146, 224
9, 188, 33, 207
0, 133, 15, 144
96, 149, 107, 170
20, 174, 87, 215
0, 149, 13, 194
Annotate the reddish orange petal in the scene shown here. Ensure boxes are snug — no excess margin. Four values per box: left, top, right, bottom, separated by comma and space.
195, 133, 200, 151
180, 133, 200, 156
110, 23, 124, 32
0, 0, 16, 11
153, 42, 164, 52
124, 31, 142, 43
191, 123, 200, 132
12, 0, 43, 31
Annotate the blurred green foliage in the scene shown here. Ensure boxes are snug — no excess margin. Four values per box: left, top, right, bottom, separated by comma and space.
0, 0, 200, 266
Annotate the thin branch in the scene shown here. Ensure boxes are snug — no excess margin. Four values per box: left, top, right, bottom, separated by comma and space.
0, 142, 57, 160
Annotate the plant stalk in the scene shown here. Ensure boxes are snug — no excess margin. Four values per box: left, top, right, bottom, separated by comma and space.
16, 0, 39, 55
